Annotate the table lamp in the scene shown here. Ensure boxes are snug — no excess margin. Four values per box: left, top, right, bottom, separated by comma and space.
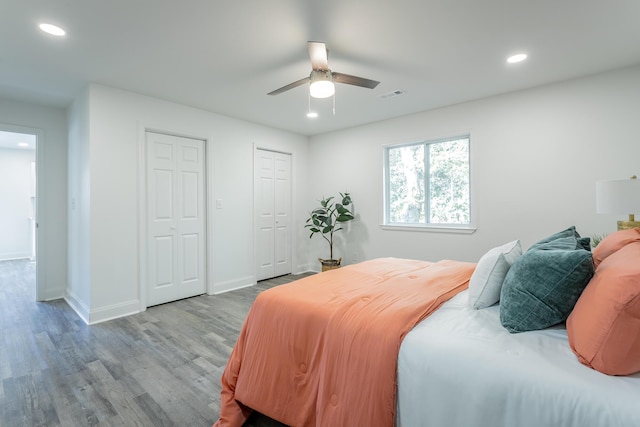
596, 175, 640, 230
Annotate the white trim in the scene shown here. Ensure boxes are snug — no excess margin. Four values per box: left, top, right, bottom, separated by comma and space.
137, 123, 147, 312
64, 288, 90, 324
41, 284, 65, 301
137, 123, 211, 311
65, 288, 142, 325
87, 299, 142, 325
380, 224, 477, 234
212, 275, 255, 295
252, 143, 295, 281
0, 253, 32, 261
382, 134, 473, 229
294, 263, 318, 274
206, 136, 215, 297
0, 123, 45, 301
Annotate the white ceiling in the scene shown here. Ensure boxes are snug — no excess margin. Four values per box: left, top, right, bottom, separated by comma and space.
2, 1, 640, 136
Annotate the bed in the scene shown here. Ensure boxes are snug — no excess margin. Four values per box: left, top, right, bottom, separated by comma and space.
397, 289, 640, 427
213, 227, 640, 427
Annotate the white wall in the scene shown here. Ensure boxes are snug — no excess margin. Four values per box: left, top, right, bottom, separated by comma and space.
68, 83, 310, 323
8, 63, 635, 322
0, 98, 68, 299
307, 65, 640, 266
0, 148, 35, 260
66, 87, 92, 318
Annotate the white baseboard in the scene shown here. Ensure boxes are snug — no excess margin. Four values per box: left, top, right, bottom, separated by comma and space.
295, 263, 320, 274
211, 275, 255, 295
87, 299, 141, 325
64, 289, 90, 324
64, 289, 141, 325
0, 253, 31, 261
42, 286, 65, 301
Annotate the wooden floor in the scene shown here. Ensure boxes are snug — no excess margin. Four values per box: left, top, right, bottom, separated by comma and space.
0, 259, 309, 427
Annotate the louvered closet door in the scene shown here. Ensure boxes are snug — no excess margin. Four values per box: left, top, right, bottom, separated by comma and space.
255, 149, 291, 281
147, 132, 206, 306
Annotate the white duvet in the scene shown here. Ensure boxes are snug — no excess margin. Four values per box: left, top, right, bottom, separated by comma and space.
397, 290, 640, 427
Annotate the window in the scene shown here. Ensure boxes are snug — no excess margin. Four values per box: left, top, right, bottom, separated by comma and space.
384, 135, 471, 230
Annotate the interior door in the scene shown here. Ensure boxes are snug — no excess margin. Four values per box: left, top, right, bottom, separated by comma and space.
273, 153, 291, 276
255, 149, 291, 281
147, 132, 206, 306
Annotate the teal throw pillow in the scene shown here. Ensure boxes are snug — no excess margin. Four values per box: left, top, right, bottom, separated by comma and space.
528, 226, 581, 251
530, 236, 591, 252
500, 248, 594, 333
576, 237, 592, 251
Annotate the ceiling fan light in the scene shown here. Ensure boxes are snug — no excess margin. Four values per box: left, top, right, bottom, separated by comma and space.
310, 81, 334, 98
309, 70, 335, 98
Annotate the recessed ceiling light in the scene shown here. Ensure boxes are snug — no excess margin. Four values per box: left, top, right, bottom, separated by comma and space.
39, 23, 66, 37
18, 142, 29, 147
306, 112, 318, 118
507, 53, 527, 64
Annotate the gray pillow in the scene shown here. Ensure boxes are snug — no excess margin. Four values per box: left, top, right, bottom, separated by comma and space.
499, 248, 594, 333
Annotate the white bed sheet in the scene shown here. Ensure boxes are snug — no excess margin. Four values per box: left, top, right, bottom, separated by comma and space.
397, 290, 640, 427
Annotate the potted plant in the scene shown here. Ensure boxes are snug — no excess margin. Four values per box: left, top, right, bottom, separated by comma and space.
305, 192, 355, 271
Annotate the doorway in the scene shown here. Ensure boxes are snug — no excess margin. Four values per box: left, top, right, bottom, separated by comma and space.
145, 131, 207, 306
0, 128, 39, 299
254, 148, 292, 281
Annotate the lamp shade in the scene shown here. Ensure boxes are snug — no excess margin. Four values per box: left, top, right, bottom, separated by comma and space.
596, 178, 640, 214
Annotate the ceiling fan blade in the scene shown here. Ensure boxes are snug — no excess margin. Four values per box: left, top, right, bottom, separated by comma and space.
267, 77, 310, 96
332, 72, 380, 89
308, 41, 329, 70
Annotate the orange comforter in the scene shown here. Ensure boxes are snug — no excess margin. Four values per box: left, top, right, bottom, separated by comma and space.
213, 258, 476, 427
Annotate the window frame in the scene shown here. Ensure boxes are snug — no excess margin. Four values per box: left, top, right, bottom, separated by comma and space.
382, 135, 475, 234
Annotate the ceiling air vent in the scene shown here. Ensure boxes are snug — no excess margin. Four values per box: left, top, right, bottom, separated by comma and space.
379, 89, 406, 99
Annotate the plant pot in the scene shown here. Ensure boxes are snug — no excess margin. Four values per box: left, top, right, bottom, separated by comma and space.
319, 257, 342, 272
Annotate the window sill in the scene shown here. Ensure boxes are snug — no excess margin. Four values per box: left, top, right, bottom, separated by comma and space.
380, 224, 477, 234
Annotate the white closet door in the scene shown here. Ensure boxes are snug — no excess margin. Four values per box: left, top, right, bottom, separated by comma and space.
255, 149, 291, 281
273, 152, 291, 277
147, 132, 206, 306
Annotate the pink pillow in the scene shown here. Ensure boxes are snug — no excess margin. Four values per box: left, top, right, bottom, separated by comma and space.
592, 228, 640, 268
567, 241, 640, 375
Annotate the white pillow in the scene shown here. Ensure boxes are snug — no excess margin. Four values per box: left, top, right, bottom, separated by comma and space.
468, 240, 522, 309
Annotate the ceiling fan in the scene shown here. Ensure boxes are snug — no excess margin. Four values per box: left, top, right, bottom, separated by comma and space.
267, 41, 380, 98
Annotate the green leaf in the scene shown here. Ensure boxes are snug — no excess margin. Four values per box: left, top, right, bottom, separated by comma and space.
336, 214, 354, 222
322, 225, 333, 233
336, 205, 350, 214
320, 196, 334, 208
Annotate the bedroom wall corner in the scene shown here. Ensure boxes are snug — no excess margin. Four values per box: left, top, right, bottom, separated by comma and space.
80, 83, 310, 319
66, 86, 92, 313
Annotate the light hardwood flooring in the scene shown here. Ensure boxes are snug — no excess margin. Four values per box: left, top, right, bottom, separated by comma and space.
0, 259, 309, 427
